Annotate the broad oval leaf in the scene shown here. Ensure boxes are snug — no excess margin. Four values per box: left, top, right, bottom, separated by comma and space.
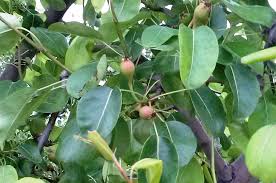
66, 63, 98, 98
153, 51, 179, 74
112, 0, 141, 22
31, 27, 68, 58
77, 86, 122, 137
223, 0, 275, 27
176, 158, 204, 183
0, 13, 21, 54
0, 88, 48, 149
0, 80, 28, 102
65, 36, 94, 72
225, 64, 261, 120
56, 118, 98, 166
167, 121, 197, 167
210, 5, 227, 39
18, 140, 42, 163
141, 25, 178, 48
140, 135, 178, 183
190, 86, 226, 136
132, 158, 163, 183
179, 25, 219, 89
49, 22, 103, 40
0, 165, 18, 183
155, 120, 197, 167
37, 88, 69, 113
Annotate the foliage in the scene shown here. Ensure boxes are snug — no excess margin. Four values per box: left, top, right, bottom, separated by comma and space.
0, 0, 276, 183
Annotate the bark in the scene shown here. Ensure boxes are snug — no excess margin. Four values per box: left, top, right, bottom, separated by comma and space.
38, 112, 59, 151
176, 107, 258, 183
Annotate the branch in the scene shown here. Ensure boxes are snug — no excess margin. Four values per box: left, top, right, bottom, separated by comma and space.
0, 0, 75, 81
176, 107, 258, 183
176, 107, 232, 182
38, 112, 59, 151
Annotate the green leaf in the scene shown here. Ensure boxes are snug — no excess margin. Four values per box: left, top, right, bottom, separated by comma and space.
49, 22, 103, 40
97, 54, 108, 80
31, 27, 68, 58
66, 63, 98, 98
154, 120, 197, 167
167, 121, 197, 167
179, 25, 219, 89
111, 0, 141, 22
153, 51, 179, 74
140, 135, 178, 183
16, 177, 45, 183
190, 86, 226, 136
176, 158, 204, 183
37, 88, 69, 113
248, 92, 276, 135
0, 88, 48, 149
0, 165, 18, 183
77, 86, 122, 137
141, 25, 178, 48
56, 118, 98, 166
131, 158, 163, 183
0, 13, 21, 54
112, 118, 131, 158
210, 5, 227, 39
225, 64, 261, 120
65, 36, 94, 72
0, 80, 28, 102
91, 0, 106, 12
125, 26, 144, 60
228, 123, 250, 153
18, 140, 42, 163
223, 0, 275, 27
59, 163, 91, 183
99, 11, 151, 42
161, 73, 194, 113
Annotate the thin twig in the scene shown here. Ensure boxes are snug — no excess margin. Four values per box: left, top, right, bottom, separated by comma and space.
109, 0, 129, 57
0, 15, 72, 73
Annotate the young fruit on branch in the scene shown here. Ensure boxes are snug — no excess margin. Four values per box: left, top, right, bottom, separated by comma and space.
139, 105, 155, 119
190, 1, 211, 28
120, 57, 135, 77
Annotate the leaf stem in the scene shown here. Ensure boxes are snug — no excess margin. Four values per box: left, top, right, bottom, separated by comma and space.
120, 89, 147, 101
109, 0, 129, 57
150, 88, 188, 101
0, 15, 72, 73
112, 155, 131, 183
36, 79, 67, 93
128, 79, 141, 103
144, 79, 160, 97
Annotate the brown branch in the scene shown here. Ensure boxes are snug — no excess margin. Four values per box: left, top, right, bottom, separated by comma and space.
176, 107, 257, 183
38, 112, 59, 151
